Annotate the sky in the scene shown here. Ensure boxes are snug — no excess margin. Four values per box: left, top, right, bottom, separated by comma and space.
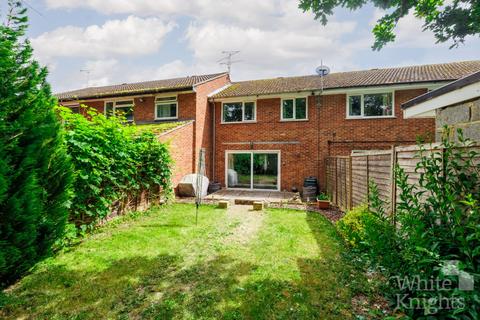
3, 0, 480, 93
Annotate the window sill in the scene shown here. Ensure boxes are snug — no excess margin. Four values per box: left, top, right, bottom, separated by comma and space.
221, 121, 257, 125
280, 119, 309, 122
155, 117, 178, 121
346, 116, 396, 120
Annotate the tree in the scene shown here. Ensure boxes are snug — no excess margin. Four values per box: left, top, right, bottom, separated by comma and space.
299, 0, 480, 50
0, 1, 73, 286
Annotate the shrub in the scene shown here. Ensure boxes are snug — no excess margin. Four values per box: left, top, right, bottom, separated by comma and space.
0, 2, 73, 286
337, 205, 372, 249
59, 107, 172, 228
337, 183, 398, 269
392, 130, 480, 318
339, 130, 480, 318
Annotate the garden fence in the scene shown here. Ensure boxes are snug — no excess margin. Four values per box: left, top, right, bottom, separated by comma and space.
325, 143, 480, 214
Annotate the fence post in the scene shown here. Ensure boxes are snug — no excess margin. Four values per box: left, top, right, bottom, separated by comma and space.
390, 146, 397, 224
335, 157, 338, 206
349, 156, 353, 210
366, 155, 370, 210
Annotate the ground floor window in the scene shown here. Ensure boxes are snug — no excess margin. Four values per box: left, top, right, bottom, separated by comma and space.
226, 151, 279, 190
155, 96, 177, 120
105, 100, 134, 122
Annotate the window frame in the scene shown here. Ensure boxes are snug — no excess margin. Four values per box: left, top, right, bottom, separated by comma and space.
346, 91, 395, 119
221, 101, 257, 124
280, 96, 309, 121
155, 95, 178, 120
104, 99, 135, 122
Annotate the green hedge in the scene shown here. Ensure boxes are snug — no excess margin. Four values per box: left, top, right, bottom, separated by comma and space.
59, 107, 172, 229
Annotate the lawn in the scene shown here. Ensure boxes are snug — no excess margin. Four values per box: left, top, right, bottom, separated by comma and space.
1, 204, 373, 319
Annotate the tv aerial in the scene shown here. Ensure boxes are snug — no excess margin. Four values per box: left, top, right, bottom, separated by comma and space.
315, 61, 330, 93
315, 65, 330, 77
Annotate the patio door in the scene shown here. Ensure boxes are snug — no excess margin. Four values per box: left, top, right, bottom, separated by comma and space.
226, 151, 280, 190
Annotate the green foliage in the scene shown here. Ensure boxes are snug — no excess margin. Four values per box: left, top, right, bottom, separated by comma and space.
338, 130, 480, 318
392, 130, 480, 318
59, 107, 173, 228
337, 205, 372, 248
0, 1, 74, 286
317, 192, 330, 201
298, 0, 480, 50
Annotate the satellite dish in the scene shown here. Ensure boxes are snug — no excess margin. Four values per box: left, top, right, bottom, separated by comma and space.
315, 65, 330, 77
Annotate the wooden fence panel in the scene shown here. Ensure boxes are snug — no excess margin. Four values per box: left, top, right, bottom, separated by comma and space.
325, 143, 479, 216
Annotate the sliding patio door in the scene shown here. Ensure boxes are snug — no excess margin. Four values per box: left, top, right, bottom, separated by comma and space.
226, 151, 280, 190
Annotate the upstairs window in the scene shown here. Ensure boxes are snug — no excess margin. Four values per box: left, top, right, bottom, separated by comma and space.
222, 101, 256, 123
282, 97, 307, 120
105, 100, 134, 122
347, 92, 393, 118
155, 96, 177, 120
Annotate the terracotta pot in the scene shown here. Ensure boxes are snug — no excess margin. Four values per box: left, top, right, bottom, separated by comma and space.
317, 200, 330, 209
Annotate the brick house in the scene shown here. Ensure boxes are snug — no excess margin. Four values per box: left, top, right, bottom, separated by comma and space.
57, 73, 230, 187
57, 61, 480, 193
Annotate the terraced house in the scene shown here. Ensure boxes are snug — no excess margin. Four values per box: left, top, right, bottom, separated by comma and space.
57, 60, 480, 193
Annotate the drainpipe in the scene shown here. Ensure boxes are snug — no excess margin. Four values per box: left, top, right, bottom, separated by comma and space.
211, 98, 216, 181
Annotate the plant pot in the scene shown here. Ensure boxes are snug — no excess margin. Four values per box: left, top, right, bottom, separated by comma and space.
317, 200, 330, 209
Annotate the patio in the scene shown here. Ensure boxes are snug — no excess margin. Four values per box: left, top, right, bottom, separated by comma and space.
204, 189, 298, 205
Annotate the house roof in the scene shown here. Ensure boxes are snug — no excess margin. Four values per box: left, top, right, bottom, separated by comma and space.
402, 70, 480, 110
56, 72, 228, 101
402, 70, 480, 118
212, 61, 480, 98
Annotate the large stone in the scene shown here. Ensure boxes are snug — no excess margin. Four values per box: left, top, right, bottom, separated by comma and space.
436, 104, 471, 126
218, 200, 229, 209
462, 122, 480, 141
253, 201, 264, 211
470, 99, 480, 122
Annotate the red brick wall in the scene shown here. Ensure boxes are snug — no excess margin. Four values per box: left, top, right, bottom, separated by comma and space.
77, 93, 197, 122
214, 88, 435, 191
158, 122, 195, 189
193, 74, 230, 179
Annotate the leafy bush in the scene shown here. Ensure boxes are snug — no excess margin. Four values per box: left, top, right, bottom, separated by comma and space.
59, 107, 172, 228
337, 205, 371, 249
392, 130, 480, 319
337, 184, 398, 269
339, 130, 480, 318
0, 3, 73, 286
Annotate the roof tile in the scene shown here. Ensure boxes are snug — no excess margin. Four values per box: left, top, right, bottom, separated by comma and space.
212, 61, 480, 98
56, 73, 228, 101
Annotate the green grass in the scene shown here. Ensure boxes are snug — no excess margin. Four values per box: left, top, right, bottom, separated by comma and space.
1, 204, 371, 319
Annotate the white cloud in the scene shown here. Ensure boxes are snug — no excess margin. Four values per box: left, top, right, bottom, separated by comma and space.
31, 15, 175, 61
44, 0, 279, 27
183, 1, 360, 80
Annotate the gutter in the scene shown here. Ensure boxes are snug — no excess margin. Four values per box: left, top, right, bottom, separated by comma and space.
56, 86, 194, 102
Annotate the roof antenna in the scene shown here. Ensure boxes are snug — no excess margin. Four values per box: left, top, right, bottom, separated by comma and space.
315, 60, 330, 94
218, 51, 241, 74
80, 69, 92, 87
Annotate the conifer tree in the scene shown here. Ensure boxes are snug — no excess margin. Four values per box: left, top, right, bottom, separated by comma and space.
0, 1, 73, 286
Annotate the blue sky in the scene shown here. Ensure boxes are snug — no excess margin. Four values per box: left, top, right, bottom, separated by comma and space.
4, 0, 480, 93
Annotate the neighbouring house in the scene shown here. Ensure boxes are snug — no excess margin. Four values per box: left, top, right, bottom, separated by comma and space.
402, 70, 480, 142
57, 73, 231, 187
57, 61, 480, 194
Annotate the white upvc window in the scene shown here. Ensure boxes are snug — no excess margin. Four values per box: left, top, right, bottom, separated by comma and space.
155, 96, 178, 120
221, 101, 256, 123
105, 100, 134, 122
347, 92, 394, 119
281, 97, 308, 121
